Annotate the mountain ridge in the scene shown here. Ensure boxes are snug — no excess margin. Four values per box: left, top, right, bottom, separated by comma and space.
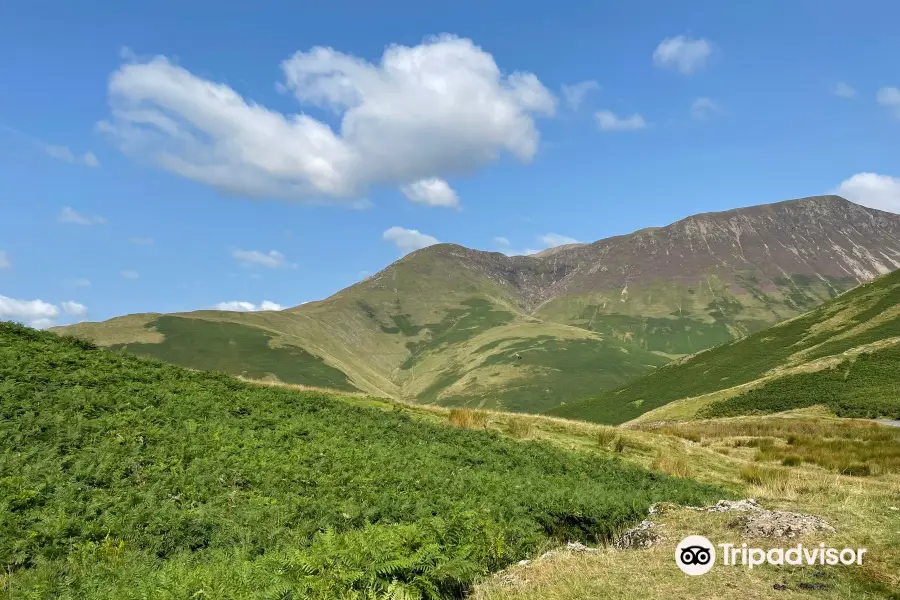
54, 195, 900, 413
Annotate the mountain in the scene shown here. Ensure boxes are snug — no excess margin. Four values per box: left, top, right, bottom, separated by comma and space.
55, 195, 900, 413
550, 267, 900, 424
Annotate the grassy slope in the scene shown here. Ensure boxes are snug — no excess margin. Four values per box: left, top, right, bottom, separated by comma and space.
550, 268, 900, 424
0, 322, 722, 599
471, 415, 900, 600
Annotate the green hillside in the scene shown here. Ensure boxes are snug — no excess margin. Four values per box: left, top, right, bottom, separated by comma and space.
549, 268, 900, 424
54, 196, 900, 414
0, 322, 722, 599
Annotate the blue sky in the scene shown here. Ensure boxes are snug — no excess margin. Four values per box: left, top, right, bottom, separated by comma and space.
2, 0, 900, 327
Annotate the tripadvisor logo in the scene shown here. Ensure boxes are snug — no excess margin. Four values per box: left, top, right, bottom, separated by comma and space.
675, 535, 868, 575
676, 535, 716, 575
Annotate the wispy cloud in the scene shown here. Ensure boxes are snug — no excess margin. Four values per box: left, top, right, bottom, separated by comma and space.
0, 123, 99, 168
831, 82, 857, 98
0, 250, 10, 270
653, 35, 713, 75
214, 300, 284, 312
691, 97, 720, 120
596, 110, 646, 131
128, 236, 154, 245
59, 206, 107, 226
232, 249, 296, 269
561, 80, 600, 110
45, 145, 100, 167
120, 270, 139, 280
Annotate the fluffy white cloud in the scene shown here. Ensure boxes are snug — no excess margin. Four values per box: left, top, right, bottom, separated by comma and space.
128, 237, 154, 245
653, 36, 712, 75
877, 87, 900, 117
400, 178, 460, 208
45, 145, 100, 167
0, 295, 60, 328
832, 82, 857, 98
214, 300, 284, 312
99, 35, 556, 204
596, 110, 646, 131
561, 80, 600, 110
59, 206, 107, 226
120, 270, 139, 280
691, 97, 720, 120
61, 301, 88, 316
383, 226, 439, 254
835, 173, 900, 213
232, 249, 296, 269
0, 250, 9, 270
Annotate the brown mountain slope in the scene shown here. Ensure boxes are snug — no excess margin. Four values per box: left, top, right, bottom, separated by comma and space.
55, 195, 900, 413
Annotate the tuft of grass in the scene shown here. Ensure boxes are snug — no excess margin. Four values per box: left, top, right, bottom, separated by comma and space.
507, 417, 534, 439
739, 464, 791, 492
448, 407, 490, 429
596, 428, 616, 448
652, 452, 693, 478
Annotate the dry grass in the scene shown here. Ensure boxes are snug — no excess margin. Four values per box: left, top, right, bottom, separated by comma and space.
652, 452, 693, 478
472, 414, 900, 600
644, 417, 900, 476
448, 407, 490, 429
507, 417, 535, 439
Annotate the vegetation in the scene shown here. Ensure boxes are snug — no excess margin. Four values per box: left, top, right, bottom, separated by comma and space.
110, 316, 359, 391
0, 322, 723, 599
646, 418, 900, 476
550, 268, 900, 424
702, 345, 900, 420
474, 415, 900, 599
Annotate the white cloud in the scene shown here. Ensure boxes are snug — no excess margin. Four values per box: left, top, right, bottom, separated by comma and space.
595, 110, 646, 131
539, 233, 579, 247
232, 249, 296, 269
99, 35, 556, 204
71, 278, 92, 287
832, 82, 857, 98
59, 206, 107, 226
400, 178, 460, 208
494, 233, 580, 256
561, 80, 600, 110
44, 145, 100, 167
0, 295, 60, 328
383, 226, 439, 255
120, 270, 139, 280
128, 236, 154, 245
835, 173, 900, 213
214, 300, 284, 312
61, 301, 88, 316
0, 250, 10, 270
653, 36, 712, 75
876, 87, 900, 117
